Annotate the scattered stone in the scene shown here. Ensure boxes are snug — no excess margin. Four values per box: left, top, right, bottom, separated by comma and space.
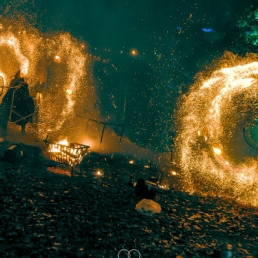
0, 147, 257, 257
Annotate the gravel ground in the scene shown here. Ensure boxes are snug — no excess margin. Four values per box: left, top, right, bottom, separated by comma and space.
0, 142, 257, 257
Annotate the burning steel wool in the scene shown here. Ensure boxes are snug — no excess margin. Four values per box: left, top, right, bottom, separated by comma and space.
0, 17, 97, 141
175, 51, 258, 207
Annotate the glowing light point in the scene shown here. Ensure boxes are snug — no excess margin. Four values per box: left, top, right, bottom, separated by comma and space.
129, 159, 135, 164
213, 147, 221, 155
94, 169, 104, 178
59, 139, 69, 146
66, 88, 72, 95
130, 48, 138, 57
54, 55, 61, 63
171, 171, 177, 176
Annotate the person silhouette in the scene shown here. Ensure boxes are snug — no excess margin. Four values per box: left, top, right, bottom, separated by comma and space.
134, 178, 156, 200
0, 71, 35, 135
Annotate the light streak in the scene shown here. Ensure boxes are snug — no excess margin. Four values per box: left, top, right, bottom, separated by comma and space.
201, 28, 214, 33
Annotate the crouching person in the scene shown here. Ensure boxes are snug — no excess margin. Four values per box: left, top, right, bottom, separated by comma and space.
135, 178, 156, 200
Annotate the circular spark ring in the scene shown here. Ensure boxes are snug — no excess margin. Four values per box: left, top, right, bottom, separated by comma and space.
177, 54, 258, 206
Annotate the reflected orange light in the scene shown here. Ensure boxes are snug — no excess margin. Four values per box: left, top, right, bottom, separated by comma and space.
171, 171, 177, 176
47, 166, 71, 177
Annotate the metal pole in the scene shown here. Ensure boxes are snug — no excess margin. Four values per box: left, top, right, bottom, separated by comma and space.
8, 88, 16, 122
119, 124, 124, 143
100, 123, 106, 144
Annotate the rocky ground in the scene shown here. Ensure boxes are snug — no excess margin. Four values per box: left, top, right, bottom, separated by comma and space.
0, 141, 258, 258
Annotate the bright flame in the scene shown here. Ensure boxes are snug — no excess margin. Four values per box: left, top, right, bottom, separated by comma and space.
176, 51, 258, 207
59, 139, 69, 146
48, 139, 68, 153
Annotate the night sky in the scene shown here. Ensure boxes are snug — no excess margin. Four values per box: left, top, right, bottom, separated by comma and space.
1, 0, 257, 152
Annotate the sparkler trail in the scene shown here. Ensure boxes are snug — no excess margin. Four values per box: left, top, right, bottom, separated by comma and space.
175, 51, 258, 207
0, 17, 97, 141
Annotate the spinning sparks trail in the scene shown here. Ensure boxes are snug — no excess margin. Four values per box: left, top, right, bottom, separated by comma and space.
0, 17, 96, 140
175, 52, 258, 207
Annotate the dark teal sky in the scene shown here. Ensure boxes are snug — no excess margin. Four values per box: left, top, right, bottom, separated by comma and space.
1, 0, 257, 152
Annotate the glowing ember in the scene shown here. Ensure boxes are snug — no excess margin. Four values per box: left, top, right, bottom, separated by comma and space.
129, 159, 135, 164
170, 171, 177, 176
175, 52, 258, 207
94, 169, 104, 177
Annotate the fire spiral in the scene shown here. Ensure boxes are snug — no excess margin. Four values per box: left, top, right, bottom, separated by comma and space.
175, 51, 258, 207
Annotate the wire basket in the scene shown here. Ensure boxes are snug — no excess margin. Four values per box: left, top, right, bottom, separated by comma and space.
44, 140, 90, 167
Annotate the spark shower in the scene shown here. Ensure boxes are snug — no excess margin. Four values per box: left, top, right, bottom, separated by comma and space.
0, 17, 97, 142
175, 51, 258, 207
1, 16, 258, 207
